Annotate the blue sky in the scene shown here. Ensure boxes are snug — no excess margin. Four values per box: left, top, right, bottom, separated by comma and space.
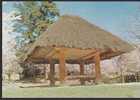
2, 1, 140, 43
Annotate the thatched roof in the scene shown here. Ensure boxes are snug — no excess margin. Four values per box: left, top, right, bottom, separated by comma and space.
23, 15, 134, 64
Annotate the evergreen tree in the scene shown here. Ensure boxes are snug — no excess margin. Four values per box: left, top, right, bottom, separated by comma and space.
12, 1, 59, 58
13, 1, 59, 48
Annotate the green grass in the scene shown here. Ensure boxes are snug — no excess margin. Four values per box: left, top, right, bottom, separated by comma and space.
2, 82, 140, 98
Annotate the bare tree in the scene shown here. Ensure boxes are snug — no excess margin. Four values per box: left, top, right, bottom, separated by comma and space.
2, 12, 23, 81
115, 56, 127, 83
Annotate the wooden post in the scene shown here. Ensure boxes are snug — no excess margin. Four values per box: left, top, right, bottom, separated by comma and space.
58, 50, 66, 84
79, 62, 85, 85
44, 64, 47, 80
49, 59, 55, 86
94, 52, 102, 84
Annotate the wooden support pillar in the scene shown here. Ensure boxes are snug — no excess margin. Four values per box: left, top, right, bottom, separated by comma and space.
49, 59, 55, 86
44, 64, 47, 80
79, 62, 85, 85
94, 52, 102, 84
58, 50, 66, 84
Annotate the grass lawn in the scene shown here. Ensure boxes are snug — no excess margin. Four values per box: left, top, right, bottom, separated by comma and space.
2, 82, 140, 98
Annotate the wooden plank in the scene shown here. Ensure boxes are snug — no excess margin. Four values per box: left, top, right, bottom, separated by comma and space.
66, 75, 95, 80
94, 52, 102, 84
58, 50, 66, 84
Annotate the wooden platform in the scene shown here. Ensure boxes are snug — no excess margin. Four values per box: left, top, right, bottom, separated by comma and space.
66, 75, 95, 80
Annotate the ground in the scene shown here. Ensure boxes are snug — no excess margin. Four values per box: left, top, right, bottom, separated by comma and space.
2, 82, 140, 98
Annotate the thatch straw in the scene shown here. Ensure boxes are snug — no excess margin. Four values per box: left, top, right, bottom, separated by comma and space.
23, 15, 134, 63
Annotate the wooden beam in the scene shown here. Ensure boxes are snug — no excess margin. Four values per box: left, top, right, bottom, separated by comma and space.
101, 51, 123, 59
58, 50, 66, 84
79, 62, 85, 85
46, 49, 56, 58
78, 51, 97, 60
94, 52, 102, 84
49, 59, 55, 86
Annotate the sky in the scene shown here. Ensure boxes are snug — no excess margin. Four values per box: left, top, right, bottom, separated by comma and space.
56, 1, 140, 43
2, 1, 140, 46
